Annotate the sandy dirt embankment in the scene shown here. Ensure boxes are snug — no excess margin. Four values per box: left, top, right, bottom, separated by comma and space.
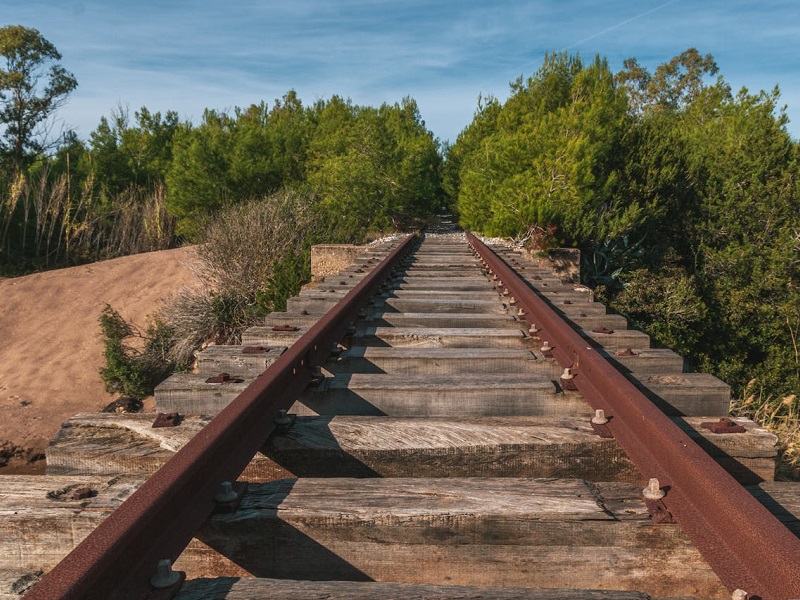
0, 247, 200, 473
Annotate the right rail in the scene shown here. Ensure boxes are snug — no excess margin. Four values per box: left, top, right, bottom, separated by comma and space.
467, 231, 800, 600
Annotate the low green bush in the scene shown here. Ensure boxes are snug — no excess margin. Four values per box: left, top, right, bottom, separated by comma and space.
98, 305, 175, 400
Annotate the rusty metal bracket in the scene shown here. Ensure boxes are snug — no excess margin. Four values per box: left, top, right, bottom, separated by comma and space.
242, 346, 268, 354
701, 418, 747, 434
615, 348, 638, 356
592, 327, 615, 334
205, 373, 243, 384
644, 498, 677, 524
152, 412, 182, 428
69, 487, 96, 501
590, 421, 614, 439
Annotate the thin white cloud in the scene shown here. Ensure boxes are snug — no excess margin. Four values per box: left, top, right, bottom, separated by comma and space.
564, 0, 684, 51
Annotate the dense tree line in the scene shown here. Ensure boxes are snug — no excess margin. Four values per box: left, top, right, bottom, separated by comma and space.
0, 27, 442, 274
167, 92, 442, 238
446, 50, 800, 403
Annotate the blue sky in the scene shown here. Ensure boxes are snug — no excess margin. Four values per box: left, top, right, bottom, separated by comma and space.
3, 0, 800, 143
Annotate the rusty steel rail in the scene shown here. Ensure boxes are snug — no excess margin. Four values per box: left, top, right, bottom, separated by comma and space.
27, 233, 418, 600
467, 232, 800, 600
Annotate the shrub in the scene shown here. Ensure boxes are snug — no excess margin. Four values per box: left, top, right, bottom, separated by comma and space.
98, 305, 175, 400
605, 266, 706, 355
161, 189, 325, 365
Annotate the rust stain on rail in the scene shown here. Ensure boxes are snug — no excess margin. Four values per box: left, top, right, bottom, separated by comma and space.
26, 234, 418, 600
467, 231, 800, 600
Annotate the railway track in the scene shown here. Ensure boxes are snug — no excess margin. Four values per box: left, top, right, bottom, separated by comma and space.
4, 225, 800, 599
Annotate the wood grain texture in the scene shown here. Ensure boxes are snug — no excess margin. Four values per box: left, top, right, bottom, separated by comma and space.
0, 475, 139, 570
176, 577, 660, 599
16, 476, 800, 598
358, 327, 525, 348
585, 329, 650, 349
154, 373, 251, 415
295, 373, 584, 418
328, 347, 540, 375
187, 478, 728, 597
385, 289, 502, 299
636, 373, 730, 416
195, 345, 285, 378
364, 312, 519, 328
382, 298, 509, 314
748, 482, 800, 536
47, 414, 636, 481
600, 348, 685, 376
46, 414, 774, 484
0, 569, 43, 599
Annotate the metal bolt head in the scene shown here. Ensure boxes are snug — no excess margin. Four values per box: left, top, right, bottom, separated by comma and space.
591, 409, 609, 425
214, 481, 238, 504
731, 590, 748, 600
150, 559, 180, 589
273, 408, 295, 434
274, 408, 293, 429
560, 368, 574, 380
540, 341, 551, 352
642, 478, 666, 500
528, 324, 539, 334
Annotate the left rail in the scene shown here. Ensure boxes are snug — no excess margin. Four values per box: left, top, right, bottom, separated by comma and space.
25, 233, 418, 600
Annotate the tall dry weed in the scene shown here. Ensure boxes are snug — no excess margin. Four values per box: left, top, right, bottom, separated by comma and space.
731, 378, 800, 479
160, 189, 322, 366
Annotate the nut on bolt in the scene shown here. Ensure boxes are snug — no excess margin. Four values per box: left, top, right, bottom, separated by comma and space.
560, 367, 577, 390
591, 409, 609, 425
731, 590, 748, 600
150, 559, 181, 589
540, 341, 551, 353
214, 481, 238, 504
642, 478, 666, 501
274, 408, 295, 433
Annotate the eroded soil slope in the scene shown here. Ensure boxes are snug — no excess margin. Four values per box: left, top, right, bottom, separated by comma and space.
0, 247, 200, 473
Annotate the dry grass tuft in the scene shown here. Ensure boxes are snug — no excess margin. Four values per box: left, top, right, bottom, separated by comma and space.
160, 189, 323, 366
731, 378, 800, 480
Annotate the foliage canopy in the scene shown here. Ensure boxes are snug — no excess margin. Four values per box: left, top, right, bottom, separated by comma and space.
447, 48, 800, 401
